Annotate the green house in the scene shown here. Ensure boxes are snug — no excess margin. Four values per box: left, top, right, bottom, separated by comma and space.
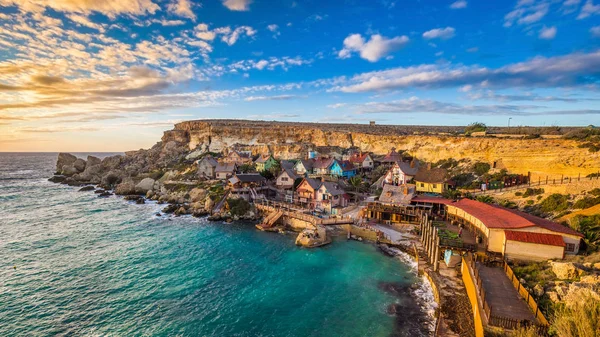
255, 155, 278, 172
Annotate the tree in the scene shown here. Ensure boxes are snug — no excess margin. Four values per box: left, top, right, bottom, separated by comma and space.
239, 163, 253, 173
348, 176, 363, 192
465, 122, 487, 134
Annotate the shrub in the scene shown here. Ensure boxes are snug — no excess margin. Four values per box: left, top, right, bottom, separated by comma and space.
476, 195, 495, 204
227, 198, 252, 217
465, 122, 487, 134
526, 200, 534, 205
472, 162, 491, 176
573, 196, 600, 209
539, 194, 571, 213
515, 192, 523, 197
523, 188, 545, 198
552, 289, 600, 337
589, 188, 600, 196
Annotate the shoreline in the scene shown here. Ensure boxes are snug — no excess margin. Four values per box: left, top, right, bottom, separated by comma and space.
51, 177, 440, 336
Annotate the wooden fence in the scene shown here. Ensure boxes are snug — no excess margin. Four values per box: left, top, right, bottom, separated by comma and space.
503, 262, 550, 326
468, 173, 600, 196
464, 254, 549, 335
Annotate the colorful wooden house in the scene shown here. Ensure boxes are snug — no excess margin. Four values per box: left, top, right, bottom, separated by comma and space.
223, 150, 252, 165
414, 166, 451, 194
316, 181, 348, 214
254, 155, 278, 172
383, 159, 419, 186
215, 163, 237, 180
197, 155, 218, 179
295, 177, 322, 208
330, 160, 357, 178
380, 148, 402, 166
349, 152, 374, 171
276, 167, 300, 190
294, 159, 315, 176
312, 158, 335, 175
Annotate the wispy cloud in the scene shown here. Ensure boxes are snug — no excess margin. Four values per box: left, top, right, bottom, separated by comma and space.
222, 0, 252, 11
450, 1, 467, 9
422, 27, 455, 40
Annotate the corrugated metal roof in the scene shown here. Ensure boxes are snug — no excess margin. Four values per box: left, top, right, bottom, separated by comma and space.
504, 230, 566, 247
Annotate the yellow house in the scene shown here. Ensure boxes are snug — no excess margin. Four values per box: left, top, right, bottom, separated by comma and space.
414, 167, 450, 194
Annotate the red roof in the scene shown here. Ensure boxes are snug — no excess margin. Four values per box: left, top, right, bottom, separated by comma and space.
349, 153, 369, 164
504, 230, 566, 247
411, 196, 583, 237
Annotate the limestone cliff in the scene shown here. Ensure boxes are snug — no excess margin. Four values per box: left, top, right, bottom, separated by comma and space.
163, 120, 600, 178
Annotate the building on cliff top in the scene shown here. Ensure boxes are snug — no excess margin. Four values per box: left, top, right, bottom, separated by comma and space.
412, 196, 583, 261
348, 152, 374, 171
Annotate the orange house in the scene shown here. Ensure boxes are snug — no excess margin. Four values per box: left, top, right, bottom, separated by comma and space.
295, 177, 322, 207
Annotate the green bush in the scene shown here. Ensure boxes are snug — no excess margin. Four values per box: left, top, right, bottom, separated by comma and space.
589, 188, 600, 196
526, 200, 534, 205
227, 198, 252, 217
523, 188, 544, 198
573, 196, 600, 209
539, 194, 571, 213
472, 162, 491, 176
465, 122, 487, 134
515, 192, 523, 197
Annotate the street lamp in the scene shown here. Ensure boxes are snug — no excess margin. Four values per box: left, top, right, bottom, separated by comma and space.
508, 117, 512, 128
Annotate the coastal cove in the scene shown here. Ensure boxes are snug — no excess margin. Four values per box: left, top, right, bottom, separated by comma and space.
0, 153, 435, 337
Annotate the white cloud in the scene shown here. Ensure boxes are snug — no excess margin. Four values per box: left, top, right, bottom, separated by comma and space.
504, 1, 549, 27
194, 23, 216, 41
0, 0, 160, 18
67, 14, 105, 32
222, 0, 252, 11
158, 19, 186, 26
577, 0, 600, 19
422, 27, 455, 40
338, 33, 409, 62
167, 0, 196, 21
539, 26, 557, 39
244, 95, 302, 101
466, 47, 479, 52
218, 26, 256, 45
450, 0, 467, 9
591, 25, 600, 37
267, 24, 280, 38
254, 60, 269, 70
329, 50, 600, 93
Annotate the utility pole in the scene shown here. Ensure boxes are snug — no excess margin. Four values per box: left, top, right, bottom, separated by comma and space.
508, 117, 512, 128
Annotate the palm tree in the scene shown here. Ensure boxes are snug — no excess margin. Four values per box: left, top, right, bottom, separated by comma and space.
349, 176, 363, 192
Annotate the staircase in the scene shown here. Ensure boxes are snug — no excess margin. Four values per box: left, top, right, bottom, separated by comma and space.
255, 210, 284, 231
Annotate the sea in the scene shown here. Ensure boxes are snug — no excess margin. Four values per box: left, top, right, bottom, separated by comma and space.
0, 152, 435, 337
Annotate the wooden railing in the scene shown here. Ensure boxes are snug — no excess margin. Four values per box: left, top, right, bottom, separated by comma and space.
465, 254, 549, 334
504, 262, 550, 326
438, 237, 477, 251
469, 173, 600, 196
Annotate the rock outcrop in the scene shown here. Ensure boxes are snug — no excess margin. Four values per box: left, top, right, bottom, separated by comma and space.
164, 120, 600, 177
550, 261, 586, 280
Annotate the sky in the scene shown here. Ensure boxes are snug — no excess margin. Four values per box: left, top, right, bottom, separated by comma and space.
0, 0, 600, 151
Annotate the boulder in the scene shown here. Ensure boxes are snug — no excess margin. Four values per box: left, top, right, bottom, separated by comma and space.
189, 188, 207, 203
56, 153, 77, 172
533, 284, 545, 297
73, 158, 87, 172
579, 274, 600, 284
594, 263, 600, 271
78, 186, 95, 192
78, 164, 105, 183
115, 178, 136, 195
101, 155, 122, 170
204, 197, 215, 211
61, 164, 79, 176
48, 175, 66, 183
174, 206, 187, 216
162, 204, 179, 214
550, 261, 586, 280
86, 155, 101, 168
101, 170, 123, 188
295, 226, 329, 248
135, 178, 155, 194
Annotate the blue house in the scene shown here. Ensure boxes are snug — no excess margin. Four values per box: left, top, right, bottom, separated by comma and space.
330, 160, 357, 179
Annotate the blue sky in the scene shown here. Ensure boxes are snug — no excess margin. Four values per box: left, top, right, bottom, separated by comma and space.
0, 0, 600, 151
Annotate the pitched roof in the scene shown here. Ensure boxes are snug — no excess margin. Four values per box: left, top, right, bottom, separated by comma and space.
231, 173, 266, 183
414, 167, 449, 183
349, 153, 370, 164
382, 148, 401, 163
313, 157, 334, 169
254, 155, 271, 163
298, 177, 322, 190
321, 181, 345, 196
199, 155, 218, 167
279, 167, 300, 181
216, 163, 236, 172
379, 184, 415, 205
397, 160, 419, 176
338, 160, 356, 172
280, 160, 296, 170
411, 196, 583, 237
504, 230, 566, 247
297, 159, 315, 170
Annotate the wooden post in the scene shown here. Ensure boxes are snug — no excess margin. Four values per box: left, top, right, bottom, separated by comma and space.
433, 236, 440, 272
430, 229, 438, 265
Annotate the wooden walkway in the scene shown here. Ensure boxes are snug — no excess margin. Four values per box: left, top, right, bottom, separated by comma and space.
254, 201, 355, 226
476, 263, 536, 322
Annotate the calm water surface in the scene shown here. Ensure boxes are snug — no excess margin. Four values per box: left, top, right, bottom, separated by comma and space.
0, 153, 433, 337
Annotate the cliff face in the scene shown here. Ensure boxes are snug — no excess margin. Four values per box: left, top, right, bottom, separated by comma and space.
163, 120, 600, 178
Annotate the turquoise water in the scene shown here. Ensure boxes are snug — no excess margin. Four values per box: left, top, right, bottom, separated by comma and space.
0, 153, 432, 336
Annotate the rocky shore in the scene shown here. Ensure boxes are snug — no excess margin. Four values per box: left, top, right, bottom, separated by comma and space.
49, 150, 259, 221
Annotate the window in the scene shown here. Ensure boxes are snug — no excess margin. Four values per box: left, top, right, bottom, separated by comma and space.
433, 184, 437, 188
281, 177, 288, 181
420, 183, 424, 187
566, 243, 576, 252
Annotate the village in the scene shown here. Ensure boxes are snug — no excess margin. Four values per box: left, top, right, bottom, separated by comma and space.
194, 145, 599, 337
